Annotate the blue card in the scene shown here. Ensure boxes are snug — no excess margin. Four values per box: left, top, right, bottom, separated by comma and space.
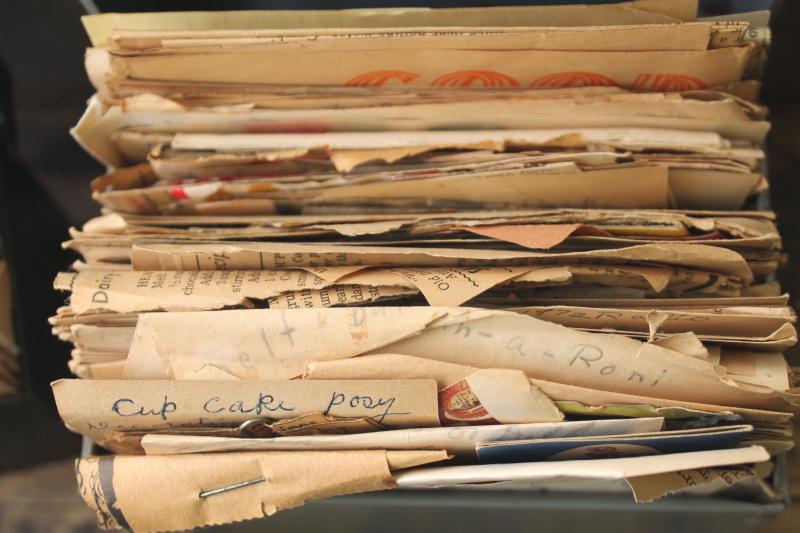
476, 424, 752, 463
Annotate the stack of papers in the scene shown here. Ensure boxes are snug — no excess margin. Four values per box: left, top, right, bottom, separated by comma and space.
50, 2, 796, 531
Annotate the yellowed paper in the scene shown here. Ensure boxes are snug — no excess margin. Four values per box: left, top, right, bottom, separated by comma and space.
125, 306, 449, 379
73, 89, 769, 167
140, 417, 664, 456
471, 369, 563, 422
627, 465, 757, 502
130, 242, 753, 284
109, 45, 751, 89
77, 449, 448, 531
52, 378, 440, 444
82, 2, 699, 47
393, 445, 769, 487
304, 354, 791, 423
111, 24, 715, 53
54, 269, 416, 314
124, 307, 797, 411
169, 129, 731, 154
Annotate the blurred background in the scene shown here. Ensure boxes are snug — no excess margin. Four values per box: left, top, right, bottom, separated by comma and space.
0, 1, 796, 531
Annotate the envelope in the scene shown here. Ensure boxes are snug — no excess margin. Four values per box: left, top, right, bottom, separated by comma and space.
140, 417, 665, 456
122, 307, 799, 411
106, 32, 752, 88
169, 128, 733, 153
97, 78, 628, 111
394, 445, 770, 501
304, 353, 792, 424
52, 263, 751, 313
93, 2, 751, 103
128, 241, 754, 283
72, 89, 769, 168
474, 424, 752, 462
110, 24, 717, 54
90, 159, 681, 214
82, 2, 699, 48
63, 208, 782, 278
51, 286, 796, 389
76, 449, 449, 532
76, 208, 782, 250
52, 267, 795, 352
52, 378, 441, 450
84, 144, 764, 213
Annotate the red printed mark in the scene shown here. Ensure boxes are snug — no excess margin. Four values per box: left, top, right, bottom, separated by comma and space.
438, 380, 498, 425
168, 186, 189, 201
631, 73, 708, 92
431, 70, 520, 88
345, 70, 419, 87
530, 71, 619, 88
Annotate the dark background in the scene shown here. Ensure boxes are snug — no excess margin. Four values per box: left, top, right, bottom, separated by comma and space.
0, 0, 796, 470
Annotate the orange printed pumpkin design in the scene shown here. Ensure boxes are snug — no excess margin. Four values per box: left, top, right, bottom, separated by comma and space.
631, 73, 708, 92
530, 71, 619, 88
431, 70, 520, 88
345, 70, 419, 87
